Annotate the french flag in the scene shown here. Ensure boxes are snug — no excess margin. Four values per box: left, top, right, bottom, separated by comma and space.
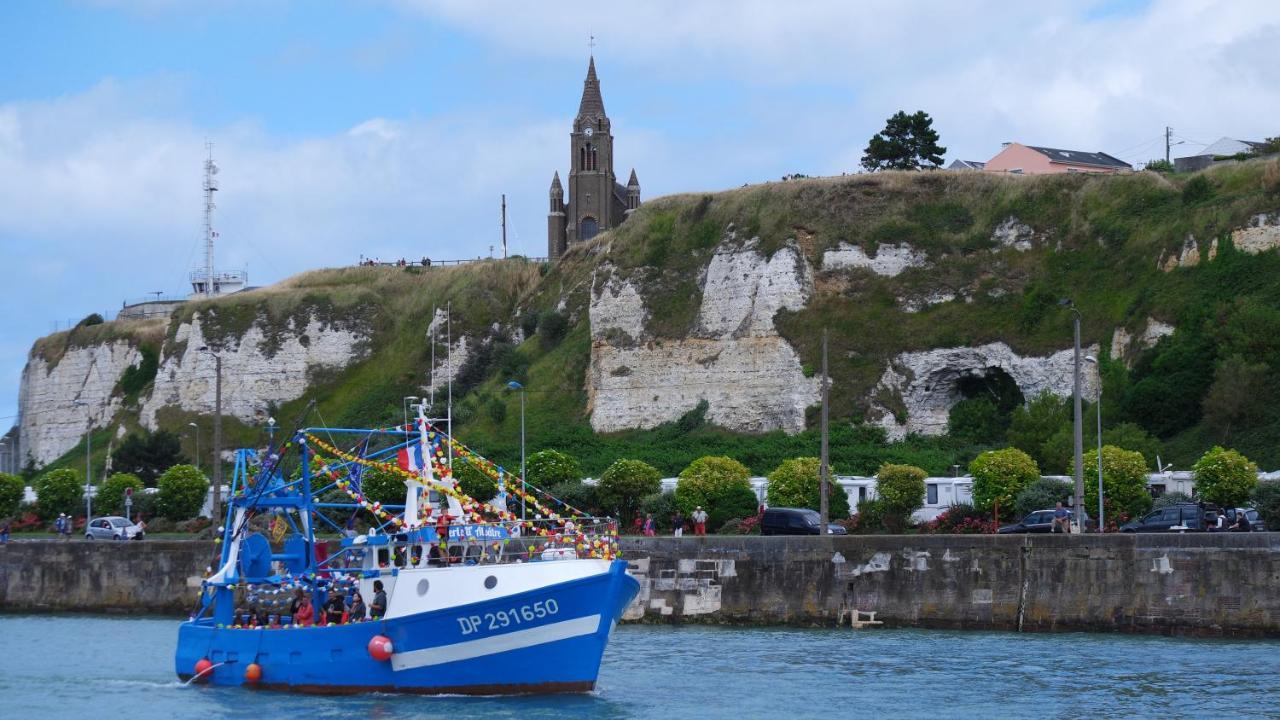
397, 442, 426, 474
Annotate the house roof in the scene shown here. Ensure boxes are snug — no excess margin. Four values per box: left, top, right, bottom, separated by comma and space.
1025, 145, 1131, 169
1198, 137, 1266, 158
948, 159, 985, 170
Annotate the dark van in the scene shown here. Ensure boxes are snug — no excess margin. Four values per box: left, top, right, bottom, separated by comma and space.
761, 507, 847, 535
1120, 503, 1214, 533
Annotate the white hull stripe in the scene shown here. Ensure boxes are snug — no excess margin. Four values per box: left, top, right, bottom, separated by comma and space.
390, 615, 602, 671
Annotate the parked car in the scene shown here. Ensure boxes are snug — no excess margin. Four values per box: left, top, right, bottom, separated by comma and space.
997, 508, 1088, 534
761, 507, 847, 535
84, 516, 144, 540
1120, 503, 1214, 533
1222, 507, 1266, 532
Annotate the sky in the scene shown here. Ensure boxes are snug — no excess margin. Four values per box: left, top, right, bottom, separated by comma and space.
2, 0, 1279, 430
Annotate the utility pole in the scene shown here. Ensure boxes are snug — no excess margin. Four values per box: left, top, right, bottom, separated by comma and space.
213, 352, 223, 527
819, 328, 830, 536
501, 194, 508, 259
1165, 126, 1172, 165
1070, 308, 1084, 533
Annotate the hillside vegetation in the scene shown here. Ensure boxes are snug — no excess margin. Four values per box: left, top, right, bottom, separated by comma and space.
29, 158, 1280, 480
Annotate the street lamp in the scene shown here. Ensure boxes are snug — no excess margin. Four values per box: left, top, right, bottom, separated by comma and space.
506, 380, 526, 522
73, 400, 93, 522
1085, 355, 1104, 531
187, 422, 201, 472
266, 416, 278, 446
1059, 299, 1085, 533
198, 346, 223, 527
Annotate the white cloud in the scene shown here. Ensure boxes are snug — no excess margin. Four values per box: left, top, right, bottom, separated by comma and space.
405, 0, 1280, 164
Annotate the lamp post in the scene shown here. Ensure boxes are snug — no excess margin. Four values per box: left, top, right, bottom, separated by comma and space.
266, 416, 278, 446
402, 396, 419, 432
198, 346, 223, 526
1060, 299, 1084, 533
506, 380, 526, 522
73, 400, 93, 522
187, 422, 201, 472
1085, 355, 1104, 532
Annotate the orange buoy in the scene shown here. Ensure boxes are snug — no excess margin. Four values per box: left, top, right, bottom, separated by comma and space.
244, 662, 262, 684
367, 634, 394, 661
193, 658, 213, 681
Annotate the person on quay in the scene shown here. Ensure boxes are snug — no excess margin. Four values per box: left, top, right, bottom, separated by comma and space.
643, 513, 656, 537
692, 506, 708, 536
55, 513, 70, 539
672, 511, 685, 538
1051, 502, 1071, 534
0, 518, 11, 543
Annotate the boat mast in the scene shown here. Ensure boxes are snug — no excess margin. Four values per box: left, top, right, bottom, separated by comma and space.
446, 302, 453, 478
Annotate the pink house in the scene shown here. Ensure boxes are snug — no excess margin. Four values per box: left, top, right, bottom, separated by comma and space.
984, 143, 1131, 174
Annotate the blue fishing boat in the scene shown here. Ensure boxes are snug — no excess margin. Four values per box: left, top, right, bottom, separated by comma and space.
175, 407, 637, 694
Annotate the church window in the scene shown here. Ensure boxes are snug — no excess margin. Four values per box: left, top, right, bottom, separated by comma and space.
579, 147, 585, 170
580, 216, 599, 241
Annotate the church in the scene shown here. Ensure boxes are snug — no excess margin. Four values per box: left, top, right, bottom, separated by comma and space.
547, 57, 640, 260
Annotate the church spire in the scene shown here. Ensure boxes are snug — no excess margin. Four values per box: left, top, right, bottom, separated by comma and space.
576, 56, 606, 121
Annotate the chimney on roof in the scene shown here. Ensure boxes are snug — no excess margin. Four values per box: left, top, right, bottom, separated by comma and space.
1001, 142, 1012, 148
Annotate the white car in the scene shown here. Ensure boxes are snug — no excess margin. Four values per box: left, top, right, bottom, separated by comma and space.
84, 516, 145, 540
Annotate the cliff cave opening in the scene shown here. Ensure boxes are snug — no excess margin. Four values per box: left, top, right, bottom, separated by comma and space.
946, 368, 1025, 444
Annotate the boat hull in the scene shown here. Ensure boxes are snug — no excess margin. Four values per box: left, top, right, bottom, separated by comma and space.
175, 559, 639, 695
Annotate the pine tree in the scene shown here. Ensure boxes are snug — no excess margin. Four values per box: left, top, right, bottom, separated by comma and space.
861, 110, 946, 171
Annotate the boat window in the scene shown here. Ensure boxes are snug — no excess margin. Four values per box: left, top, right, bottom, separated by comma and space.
377, 548, 390, 567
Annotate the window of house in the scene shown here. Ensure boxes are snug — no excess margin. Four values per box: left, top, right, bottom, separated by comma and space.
927, 484, 939, 505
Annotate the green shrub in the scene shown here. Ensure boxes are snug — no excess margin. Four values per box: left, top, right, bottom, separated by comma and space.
1192, 446, 1257, 508
546, 480, 599, 516
969, 448, 1039, 520
1252, 481, 1280, 531
111, 430, 188, 486
1082, 445, 1152, 519
36, 468, 83, 519
1152, 491, 1194, 510
359, 465, 406, 506
453, 458, 497, 503
1013, 477, 1072, 518
77, 313, 104, 327
525, 449, 582, 488
485, 397, 507, 425
97, 473, 145, 516
0, 472, 24, 518
1181, 175, 1213, 204
675, 456, 757, 530
155, 465, 209, 521
849, 498, 885, 534
766, 457, 850, 518
947, 396, 1005, 444
641, 491, 681, 531
1007, 392, 1070, 469
874, 463, 926, 531
519, 311, 539, 338
598, 459, 662, 525
538, 311, 569, 347
119, 344, 159, 397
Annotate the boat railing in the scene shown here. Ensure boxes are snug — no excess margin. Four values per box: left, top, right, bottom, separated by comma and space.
320, 517, 619, 573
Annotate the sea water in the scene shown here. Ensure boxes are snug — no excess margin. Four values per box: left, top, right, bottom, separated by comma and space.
1, 615, 1276, 719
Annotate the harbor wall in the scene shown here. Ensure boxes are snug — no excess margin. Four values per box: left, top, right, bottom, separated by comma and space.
0, 535, 1277, 636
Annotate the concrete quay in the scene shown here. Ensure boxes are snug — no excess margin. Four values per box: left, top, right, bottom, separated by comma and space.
1, 535, 1276, 636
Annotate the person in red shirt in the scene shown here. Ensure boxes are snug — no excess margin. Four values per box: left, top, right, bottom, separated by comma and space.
293, 595, 315, 627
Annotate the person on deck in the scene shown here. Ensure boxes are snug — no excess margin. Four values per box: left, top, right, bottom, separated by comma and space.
692, 506, 708, 536
294, 595, 315, 627
288, 588, 305, 618
370, 580, 387, 619
348, 592, 367, 622
325, 591, 345, 625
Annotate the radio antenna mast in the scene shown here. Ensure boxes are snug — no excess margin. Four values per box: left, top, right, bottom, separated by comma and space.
202, 141, 219, 297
